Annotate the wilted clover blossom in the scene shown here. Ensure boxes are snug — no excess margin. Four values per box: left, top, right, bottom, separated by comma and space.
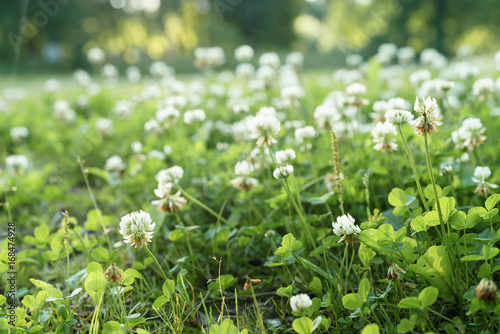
119, 210, 155, 248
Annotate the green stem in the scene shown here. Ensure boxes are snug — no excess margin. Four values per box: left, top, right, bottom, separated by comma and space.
397, 125, 430, 212
283, 179, 317, 249
175, 183, 235, 228
144, 244, 167, 280
116, 283, 133, 333
248, 282, 267, 334
79, 161, 112, 252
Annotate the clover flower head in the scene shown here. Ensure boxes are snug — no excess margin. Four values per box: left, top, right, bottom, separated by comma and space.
440, 165, 453, 176
156, 166, 184, 185
119, 210, 155, 248
183, 109, 206, 124
104, 263, 124, 283
290, 294, 312, 312
385, 109, 414, 125
472, 166, 498, 196
235, 45, 254, 62
6, 154, 29, 173
152, 182, 187, 213
475, 278, 498, 303
456, 117, 486, 151
234, 161, 255, 176
105, 155, 127, 172
273, 165, 294, 179
387, 262, 406, 280
249, 113, 281, 147
409, 96, 442, 135
371, 121, 398, 152
294, 126, 316, 143
275, 149, 296, 165
332, 214, 360, 244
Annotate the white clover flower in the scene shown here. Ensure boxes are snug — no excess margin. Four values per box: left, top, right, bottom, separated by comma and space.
235, 63, 255, 79
131, 141, 142, 153
281, 85, 305, 101
152, 182, 187, 213
101, 63, 118, 80
183, 109, 206, 124
10, 126, 29, 143
156, 106, 181, 126
372, 121, 398, 152
273, 165, 294, 179
346, 82, 366, 96
259, 52, 280, 68
409, 69, 431, 88
235, 161, 255, 176
409, 97, 442, 136
332, 214, 360, 244
194, 47, 226, 69
144, 118, 163, 136
249, 113, 281, 147
156, 166, 184, 185
76, 95, 89, 110
313, 105, 340, 129
126, 66, 141, 83
345, 54, 363, 67
74, 69, 92, 87
455, 117, 486, 151
53, 100, 77, 124
294, 126, 316, 143
235, 45, 254, 62
44, 79, 61, 92
286, 51, 304, 68
113, 100, 133, 119
385, 109, 414, 125
105, 155, 127, 172
163, 145, 172, 155
6, 154, 28, 173
440, 165, 453, 176
231, 161, 258, 191
290, 294, 312, 312
275, 149, 296, 164
472, 166, 498, 196
119, 211, 155, 248
87, 47, 105, 65
96, 118, 114, 136
147, 150, 165, 160
472, 78, 495, 100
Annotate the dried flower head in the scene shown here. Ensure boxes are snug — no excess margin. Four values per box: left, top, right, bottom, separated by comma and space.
104, 263, 124, 283
475, 278, 498, 303
386, 262, 406, 280
409, 97, 442, 135
119, 210, 155, 248
152, 182, 187, 213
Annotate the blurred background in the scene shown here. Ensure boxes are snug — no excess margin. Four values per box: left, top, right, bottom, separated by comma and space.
2, 0, 500, 74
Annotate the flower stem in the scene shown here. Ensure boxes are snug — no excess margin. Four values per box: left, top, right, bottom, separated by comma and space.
423, 132, 462, 306
397, 125, 430, 212
144, 244, 167, 280
283, 179, 317, 249
175, 183, 235, 228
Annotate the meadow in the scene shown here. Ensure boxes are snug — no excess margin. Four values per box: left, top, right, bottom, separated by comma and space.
1, 44, 500, 333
